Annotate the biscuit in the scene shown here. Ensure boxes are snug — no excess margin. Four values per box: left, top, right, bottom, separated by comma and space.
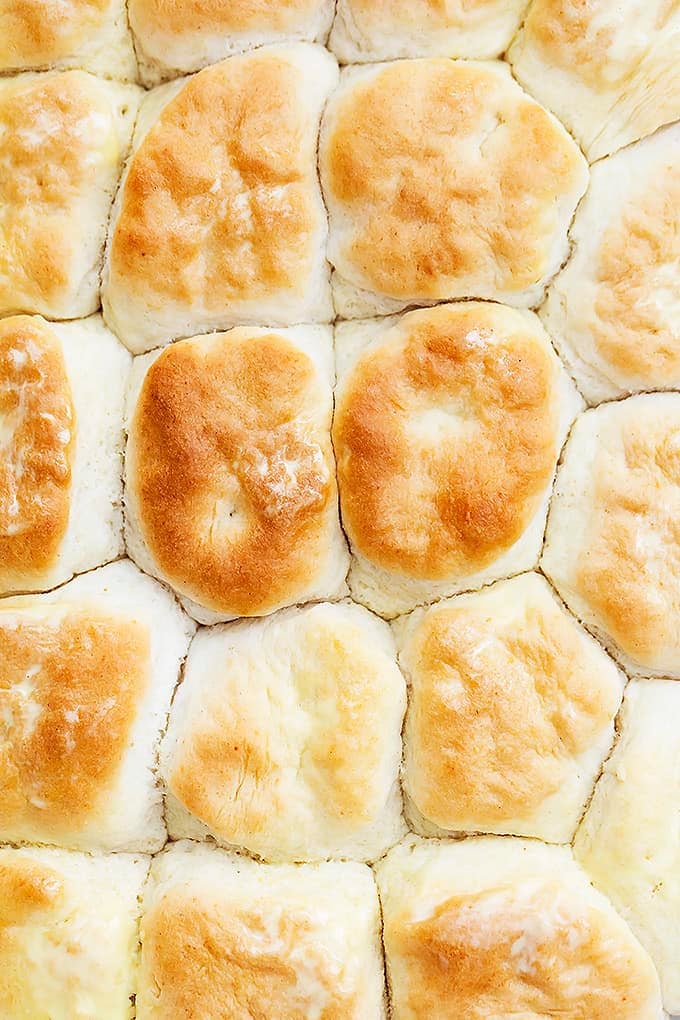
103, 44, 338, 353
0, 71, 140, 320
333, 303, 582, 616
129, 0, 335, 85
542, 123, 680, 403
397, 573, 624, 842
575, 680, 680, 1015
0, 0, 136, 79
542, 393, 680, 677
0, 315, 130, 595
319, 59, 588, 318
0, 844, 148, 1020
509, 0, 680, 161
125, 325, 348, 623
161, 601, 406, 861
137, 841, 387, 1019
0, 560, 195, 851
376, 835, 664, 1020
330, 0, 529, 63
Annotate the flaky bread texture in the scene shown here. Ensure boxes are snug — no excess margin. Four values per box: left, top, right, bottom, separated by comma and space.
0, 844, 148, 1020
0, 71, 140, 320
397, 572, 624, 842
161, 601, 406, 861
137, 841, 387, 1019
576, 680, 680, 1015
0, 560, 195, 851
0, 315, 130, 595
376, 835, 664, 1020
103, 44, 338, 353
333, 303, 582, 616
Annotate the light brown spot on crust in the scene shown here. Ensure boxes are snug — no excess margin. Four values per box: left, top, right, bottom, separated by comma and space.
402, 588, 618, 829
0, 316, 74, 590
141, 891, 360, 1018
593, 162, 680, 382
577, 407, 680, 668
110, 55, 320, 313
323, 59, 585, 301
132, 0, 323, 37
130, 333, 336, 616
0, 0, 108, 70
0, 607, 149, 840
387, 880, 659, 1019
346, 0, 514, 31
333, 305, 558, 580
0, 858, 63, 927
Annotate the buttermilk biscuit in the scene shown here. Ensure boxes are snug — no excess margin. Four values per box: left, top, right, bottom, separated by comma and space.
125, 326, 348, 623
103, 45, 338, 353
509, 0, 680, 161
541, 123, 680, 403
319, 59, 588, 318
0, 844, 148, 1020
330, 0, 529, 63
0, 72, 140, 320
396, 573, 624, 842
0, 560, 195, 852
0, 315, 130, 595
0, 0, 136, 79
376, 835, 664, 1020
542, 393, 680, 678
137, 841, 387, 1019
161, 601, 406, 861
575, 681, 680, 1014
333, 303, 582, 616
129, 0, 335, 85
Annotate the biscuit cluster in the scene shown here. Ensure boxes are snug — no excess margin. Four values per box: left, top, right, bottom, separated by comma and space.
0, 1, 678, 1018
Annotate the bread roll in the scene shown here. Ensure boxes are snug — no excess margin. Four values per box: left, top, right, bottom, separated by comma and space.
541, 123, 680, 403
397, 572, 624, 842
542, 393, 680, 677
320, 59, 588, 318
0, 0, 136, 79
125, 325, 348, 623
509, 0, 680, 161
129, 0, 334, 85
161, 600, 406, 861
330, 0, 529, 63
376, 835, 664, 1020
0, 71, 140, 319
0, 315, 130, 595
0, 844, 148, 1020
333, 303, 582, 616
137, 840, 387, 1019
575, 680, 680, 1015
103, 44, 338, 353
0, 560, 195, 851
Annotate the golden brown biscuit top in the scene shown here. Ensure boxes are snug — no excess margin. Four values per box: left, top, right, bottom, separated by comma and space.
142, 888, 360, 1019
0, 0, 109, 70
402, 588, 619, 828
169, 613, 397, 842
131, 332, 335, 616
0, 71, 120, 310
323, 59, 585, 301
0, 858, 64, 927
110, 53, 321, 313
132, 0, 323, 37
345, 0, 510, 30
577, 405, 680, 668
0, 316, 74, 588
522, 0, 677, 89
0, 605, 149, 836
387, 878, 659, 1019
333, 305, 558, 580
592, 161, 680, 382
